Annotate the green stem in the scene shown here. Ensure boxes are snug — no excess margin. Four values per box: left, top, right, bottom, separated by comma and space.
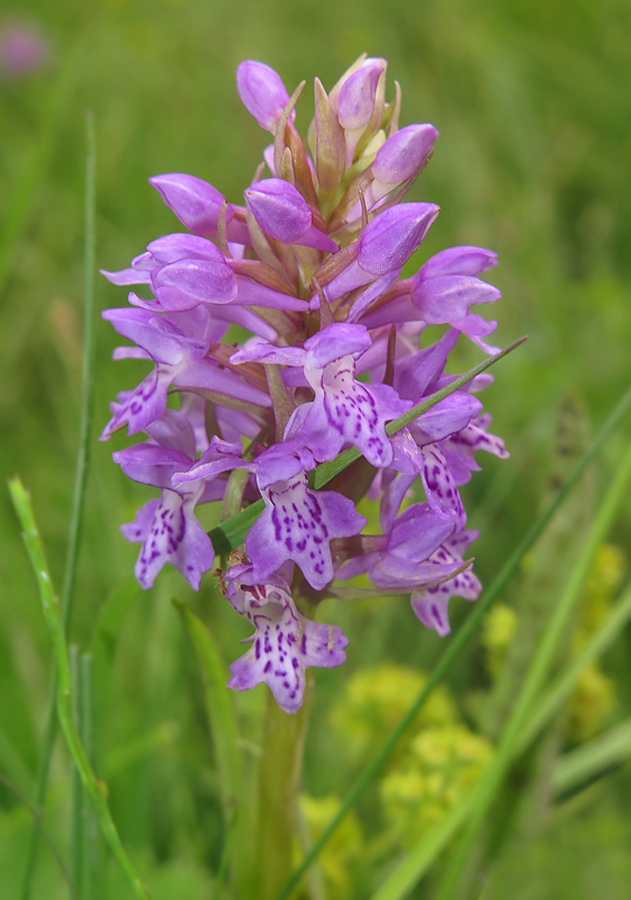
257, 677, 313, 900
70, 646, 84, 895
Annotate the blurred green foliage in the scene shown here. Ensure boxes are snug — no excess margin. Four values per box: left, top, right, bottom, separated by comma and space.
2, 0, 631, 897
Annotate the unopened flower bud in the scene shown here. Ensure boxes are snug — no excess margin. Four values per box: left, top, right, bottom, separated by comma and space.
336, 61, 385, 131
358, 203, 439, 275
418, 246, 498, 278
237, 60, 291, 132
149, 174, 242, 241
245, 178, 337, 252
372, 123, 438, 184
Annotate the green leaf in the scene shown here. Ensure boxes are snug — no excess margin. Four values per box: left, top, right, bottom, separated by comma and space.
172, 598, 243, 822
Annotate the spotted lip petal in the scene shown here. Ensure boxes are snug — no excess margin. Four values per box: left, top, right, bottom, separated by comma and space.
122, 489, 214, 590
292, 323, 412, 468
225, 565, 348, 713
411, 531, 481, 636
246, 469, 366, 591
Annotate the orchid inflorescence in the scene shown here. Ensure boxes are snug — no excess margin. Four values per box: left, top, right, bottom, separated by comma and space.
101, 56, 508, 713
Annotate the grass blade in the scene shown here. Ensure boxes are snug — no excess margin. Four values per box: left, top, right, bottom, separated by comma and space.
61, 110, 97, 632
433, 437, 631, 900
9, 477, 150, 900
172, 599, 243, 819
275, 384, 631, 900
315, 336, 527, 489
518, 582, 631, 755
0, 774, 77, 898
19, 111, 97, 900
553, 716, 631, 798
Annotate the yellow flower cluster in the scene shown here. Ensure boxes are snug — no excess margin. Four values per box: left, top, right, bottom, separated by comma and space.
380, 724, 491, 849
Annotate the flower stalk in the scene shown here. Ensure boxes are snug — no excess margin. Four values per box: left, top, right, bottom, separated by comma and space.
256, 677, 313, 900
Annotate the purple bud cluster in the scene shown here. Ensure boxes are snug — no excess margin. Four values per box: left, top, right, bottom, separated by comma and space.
101, 56, 508, 712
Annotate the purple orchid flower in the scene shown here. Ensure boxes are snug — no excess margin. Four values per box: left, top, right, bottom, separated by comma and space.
101, 306, 271, 438
113, 412, 228, 589
149, 173, 251, 245
336, 502, 459, 591
244, 178, 337, 253
100, 56, 510, 711
233, 322, 411, 467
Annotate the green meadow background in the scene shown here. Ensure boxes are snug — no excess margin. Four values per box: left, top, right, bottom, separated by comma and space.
1, 0, 631, 897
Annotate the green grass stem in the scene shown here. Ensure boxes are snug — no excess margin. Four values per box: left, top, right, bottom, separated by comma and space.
18, 114, 100, 900
9, 477, 150, 900
70, 650, 96, 900
518, 582, 631, 756
553, 717, 631, 798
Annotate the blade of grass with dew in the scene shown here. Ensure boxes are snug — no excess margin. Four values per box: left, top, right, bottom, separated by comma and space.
432, 437, 631, 900
210, 337, 526, 554
274, 384, 631, 900
553, 716, 631, 798
8, 478, 150, 900
19, 110, 98, 900
370, 571, 631, 900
